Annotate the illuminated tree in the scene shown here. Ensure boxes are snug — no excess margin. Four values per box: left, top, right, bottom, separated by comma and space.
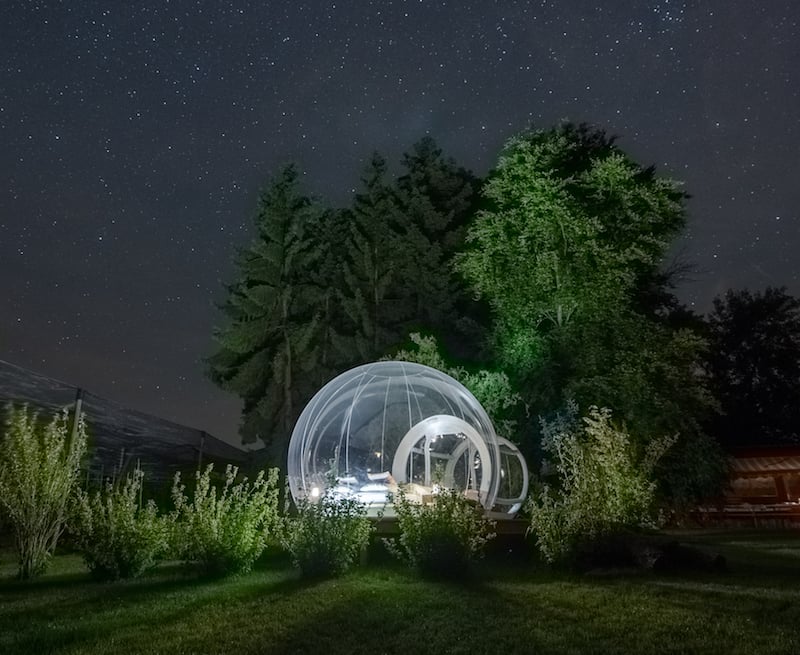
458, 123, 685, 375
457, 123, 722, 502
0, 406, 87, 579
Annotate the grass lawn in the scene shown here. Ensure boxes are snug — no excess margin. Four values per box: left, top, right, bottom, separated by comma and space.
1, 530, 798, 655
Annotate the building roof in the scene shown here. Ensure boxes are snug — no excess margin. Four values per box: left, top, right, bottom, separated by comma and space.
729, 447, 800, 477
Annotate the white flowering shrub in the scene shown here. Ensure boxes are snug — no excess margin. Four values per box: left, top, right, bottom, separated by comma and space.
528, 403, 675, 563
171, 464, 280, 576
282, 492, 373, 578
72, 466, 170, 580
0, 405, 87, 579
387, 489, 495, 578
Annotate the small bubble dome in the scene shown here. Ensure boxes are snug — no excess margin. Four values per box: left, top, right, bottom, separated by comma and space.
287, 361, 503, 513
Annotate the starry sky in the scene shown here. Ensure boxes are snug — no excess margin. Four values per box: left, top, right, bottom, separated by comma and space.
1, 1, 798, 446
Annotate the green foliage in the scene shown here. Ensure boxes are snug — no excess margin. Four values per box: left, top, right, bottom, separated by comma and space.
456, 122, 720, 503
210, 143, 483, 450
72, 467, 170, 580
170, 464, 280, 576
391, 137, 482, 357
207, 164, 323, 449
281, 492, 373, 578
528, 404, 675, 563
338, 153, 405, 361
457, 122, 684, 373
338, 142, 482, 363
0, 405, 86, 579
392, 333, 522, 439
386, 489, 495, 578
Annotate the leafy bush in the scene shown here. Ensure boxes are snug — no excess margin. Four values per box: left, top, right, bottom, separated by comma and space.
528, 403, 675, 563
281, 492, 373, 578
392, 333, 522, 439
171, 464, 280, 576
0, 405, 87, 579
72, 467, 170, 580
386, 489, 495, 578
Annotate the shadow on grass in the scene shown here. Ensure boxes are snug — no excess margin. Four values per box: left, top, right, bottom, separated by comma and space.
0, 560, 331, 654
2, 532, 799, 655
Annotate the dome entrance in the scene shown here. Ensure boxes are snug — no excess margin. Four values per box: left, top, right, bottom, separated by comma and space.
392, 415, 493, 503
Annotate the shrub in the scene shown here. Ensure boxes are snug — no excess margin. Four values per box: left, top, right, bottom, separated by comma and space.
281, 492, 373, 578
171, 464, 280, 576
72, 466, 170, 580
528, 403, 675, 563
0, 405, 87, 579
392, 332, 522, 439
387, 489, 495, 578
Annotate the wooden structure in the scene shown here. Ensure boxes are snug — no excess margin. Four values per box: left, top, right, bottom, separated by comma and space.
727, 447, 800, 504
696, 446, 800, 527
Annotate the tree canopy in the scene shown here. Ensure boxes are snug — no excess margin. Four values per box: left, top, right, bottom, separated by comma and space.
207, 165, 322, 450
456, 123, 722, 503
209, 123, 745, 505
457, 123, 686, 374
209, 142, 483, 455
704, 286, 800, 447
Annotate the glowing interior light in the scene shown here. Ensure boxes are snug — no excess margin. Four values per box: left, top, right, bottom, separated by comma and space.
287, 361, 513, 514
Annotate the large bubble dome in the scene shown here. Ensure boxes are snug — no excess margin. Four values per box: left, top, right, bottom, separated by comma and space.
287, 361, 504, 513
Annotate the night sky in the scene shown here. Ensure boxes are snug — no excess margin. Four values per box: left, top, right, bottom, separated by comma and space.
1, 1, 798, 446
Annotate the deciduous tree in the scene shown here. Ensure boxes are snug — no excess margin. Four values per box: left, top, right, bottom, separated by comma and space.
705, 286, 800, 447
457, 123, 721, 502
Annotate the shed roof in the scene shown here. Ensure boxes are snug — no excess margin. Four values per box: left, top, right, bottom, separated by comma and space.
730, 453, 800, 477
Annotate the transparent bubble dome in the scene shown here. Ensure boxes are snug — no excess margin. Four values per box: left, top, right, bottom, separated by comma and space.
287, 361, 501, 512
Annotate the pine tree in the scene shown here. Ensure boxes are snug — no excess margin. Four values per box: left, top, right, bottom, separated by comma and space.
208, 165, 321, 449
305, 207, 352, 387
392, 137, 482, 357
338, 153, 405, 361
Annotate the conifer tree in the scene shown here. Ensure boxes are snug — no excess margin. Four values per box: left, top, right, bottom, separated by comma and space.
305, 207, 352, 386
338, 153, 405, 361
208, 165, 321, 449
392, 137, 482, 357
